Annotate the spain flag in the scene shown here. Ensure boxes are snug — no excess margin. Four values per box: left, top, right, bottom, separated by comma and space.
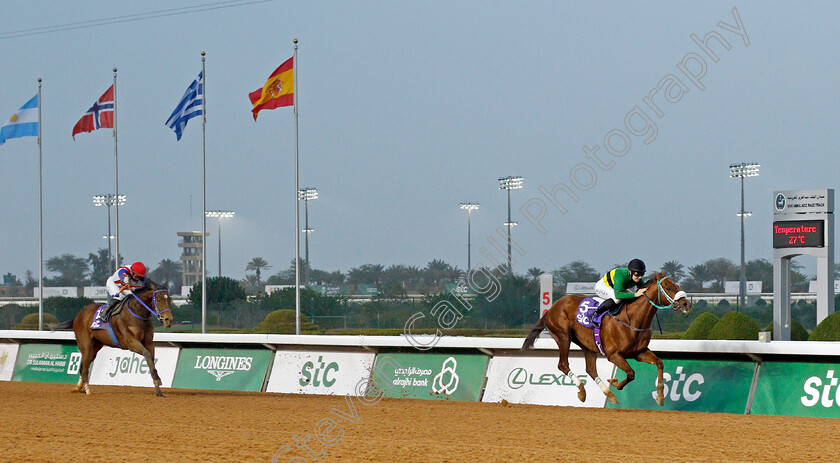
249, 57, 294, 120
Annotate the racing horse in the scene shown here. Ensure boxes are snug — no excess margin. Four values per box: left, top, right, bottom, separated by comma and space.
66, 280, 173, 397
521, 272, 691, 405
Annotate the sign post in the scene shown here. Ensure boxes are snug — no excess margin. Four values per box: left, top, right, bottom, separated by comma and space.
772, 189, 834, 340
539, 273, 553, 318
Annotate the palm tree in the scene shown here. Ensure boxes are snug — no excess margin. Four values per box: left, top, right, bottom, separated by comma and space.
660, 260, 685, 283
151, 258, 183, 290
45, 254, 89, 286
246, 257, 272, 289
527, 267, 544, 281
688, 263, 713, 291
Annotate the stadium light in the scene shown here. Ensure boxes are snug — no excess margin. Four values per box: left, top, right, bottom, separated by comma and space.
729, 163, 760, 307
205, 210, 235, 276
499, 176, 524, 272
93, 194, 126, 271
459, 202, 480, 270
298, 188, 318, 286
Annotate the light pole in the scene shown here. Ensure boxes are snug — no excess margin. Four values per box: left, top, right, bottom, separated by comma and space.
729, 163, 759, 307
205, 210, 235, 277
459, 203, 480, 270
93, 194, 126, 271
498, 176, 523, 272
298, 188, 318, 286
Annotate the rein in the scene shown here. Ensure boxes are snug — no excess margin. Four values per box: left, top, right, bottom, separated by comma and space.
611, 276, 686, 332
127, 290, 171, 321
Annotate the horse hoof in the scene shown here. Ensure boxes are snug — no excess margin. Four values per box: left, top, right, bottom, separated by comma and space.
608, 378, 619, 387
656, 396, 664, 406
609, 395, 620, 405
577, 390, 586, 402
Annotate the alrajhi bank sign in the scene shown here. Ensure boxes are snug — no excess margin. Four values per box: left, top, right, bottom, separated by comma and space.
371, 353, 488, 401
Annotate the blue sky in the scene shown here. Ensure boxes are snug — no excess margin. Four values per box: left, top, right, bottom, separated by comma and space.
0, 1, 837, 282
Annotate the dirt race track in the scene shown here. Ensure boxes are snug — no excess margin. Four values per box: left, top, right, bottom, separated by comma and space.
0, 382, 837, 463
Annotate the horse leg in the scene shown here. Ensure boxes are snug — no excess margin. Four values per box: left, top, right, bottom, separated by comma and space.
549, 327, 586, 402
636, 349, 665, 406
144, 340, 164, 394
583, 348, 619, 405
607, 352, 636, 398
125, 339, 164, 398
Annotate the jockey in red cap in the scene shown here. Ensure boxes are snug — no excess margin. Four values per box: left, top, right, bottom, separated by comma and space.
95, 262, 147, 323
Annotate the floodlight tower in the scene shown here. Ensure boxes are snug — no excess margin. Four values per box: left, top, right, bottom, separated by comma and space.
298, 188, 318, 286
459, 202, 480, 270
93, 194, 126, 271
498, 176, 523, 272
205, 210, 235, 276
730, 162, 760, 307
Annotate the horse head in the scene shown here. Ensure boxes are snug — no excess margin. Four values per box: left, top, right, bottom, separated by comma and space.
134, 280, 174, 328
644, 272, 692, 314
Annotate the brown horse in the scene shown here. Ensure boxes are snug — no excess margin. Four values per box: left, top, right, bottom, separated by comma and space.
67, 281, 173, 397
522, 272, 691, 405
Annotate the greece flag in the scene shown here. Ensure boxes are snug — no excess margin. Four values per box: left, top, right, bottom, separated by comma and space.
0, 94, 38, 145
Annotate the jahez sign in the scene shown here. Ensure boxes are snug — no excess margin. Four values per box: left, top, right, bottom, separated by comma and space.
772, 220, 825, 248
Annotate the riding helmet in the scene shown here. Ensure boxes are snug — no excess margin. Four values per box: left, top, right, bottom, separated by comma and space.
131, 261, 147, 278
628, 258, 646, 275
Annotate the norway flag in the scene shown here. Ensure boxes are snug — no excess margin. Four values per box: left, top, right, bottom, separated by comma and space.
72, 85, 114, 139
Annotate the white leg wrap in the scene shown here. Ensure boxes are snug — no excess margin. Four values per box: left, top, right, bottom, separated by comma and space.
594, 377, 611, 394
567, 371, 583, 387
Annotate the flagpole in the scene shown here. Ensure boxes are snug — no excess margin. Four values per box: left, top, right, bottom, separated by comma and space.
201, 51, 207, 334
37, 78, 43, 331
113, 68, 120, 272
293, 38, 301, 336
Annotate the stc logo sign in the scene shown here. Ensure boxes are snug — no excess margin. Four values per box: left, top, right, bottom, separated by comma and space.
300, 356, 339, 388
654, 366, 704, 402
801, 370, 840, 408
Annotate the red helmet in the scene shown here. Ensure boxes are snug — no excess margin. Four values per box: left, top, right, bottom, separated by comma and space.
130, 262, 147, 278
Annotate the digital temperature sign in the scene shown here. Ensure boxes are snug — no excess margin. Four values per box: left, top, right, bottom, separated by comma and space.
772, 220, 825, 248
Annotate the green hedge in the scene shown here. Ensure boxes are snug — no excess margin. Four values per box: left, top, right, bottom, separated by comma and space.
253, 309, 322, 334
763, 319, 809, 341
14, 312, 58, 330
324, 328, 530, 337
683, 312, 720, 340
809, 312, 840, 341
707, 311, 759, 340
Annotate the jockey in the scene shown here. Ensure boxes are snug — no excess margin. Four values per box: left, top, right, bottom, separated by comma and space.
593, 258, 647, 318
97, 261, 147, 323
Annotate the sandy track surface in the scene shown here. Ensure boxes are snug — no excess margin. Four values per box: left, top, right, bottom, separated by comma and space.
0, 381, 836, 462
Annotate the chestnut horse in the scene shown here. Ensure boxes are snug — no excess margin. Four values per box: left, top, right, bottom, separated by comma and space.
522, 272, 691, 405
65, 281, 173, 397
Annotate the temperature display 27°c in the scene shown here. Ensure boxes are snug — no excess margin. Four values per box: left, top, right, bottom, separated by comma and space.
772, 220, 825, 248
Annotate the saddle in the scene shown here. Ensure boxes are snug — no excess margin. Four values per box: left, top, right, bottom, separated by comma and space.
89, 299, 129, 349
575, 297, 627, 355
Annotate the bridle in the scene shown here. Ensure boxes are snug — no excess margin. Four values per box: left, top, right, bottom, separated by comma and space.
610, 276, 687, 332
127, 289, 172, 322
644, 276, 687, 311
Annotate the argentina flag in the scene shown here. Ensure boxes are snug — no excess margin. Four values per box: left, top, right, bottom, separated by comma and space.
0, 94, 38, 146
166, 71, 203, 140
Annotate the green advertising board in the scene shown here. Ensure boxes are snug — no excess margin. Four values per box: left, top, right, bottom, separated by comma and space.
751, 361, 840, 418
370, 353, 488, 402
173, 348, 272, 391
606, 358, 754, 413
14, 344, 82, 383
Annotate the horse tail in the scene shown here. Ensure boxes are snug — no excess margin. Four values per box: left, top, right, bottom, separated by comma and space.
54, 319, 75, 331
521, 313, 547, 350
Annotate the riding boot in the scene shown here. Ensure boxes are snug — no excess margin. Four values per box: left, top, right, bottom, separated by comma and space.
100, 298, 121, 322
594, 298, 616, 318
